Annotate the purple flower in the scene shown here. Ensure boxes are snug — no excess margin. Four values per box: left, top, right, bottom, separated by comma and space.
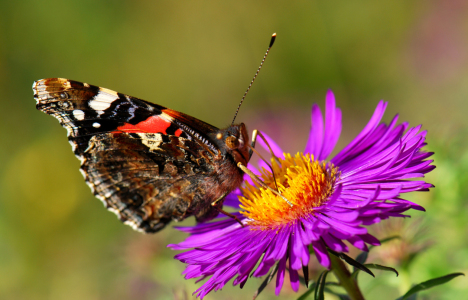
168, 91, 434, 298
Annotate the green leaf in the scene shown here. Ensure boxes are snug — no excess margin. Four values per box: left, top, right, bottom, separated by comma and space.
314, 270, 329, 300
324, 287, 351, 300
354, 235, 400, 273
296, 282, 317, 300
355, 251, 368, 265
399, 272, 465, 300
328, 249, 375, 278
312, 271, 325, 300
252, 263, 278, 300
364, 264, 399, 277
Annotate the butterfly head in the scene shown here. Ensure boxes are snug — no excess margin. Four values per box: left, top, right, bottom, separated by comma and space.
214, 123, 250, 166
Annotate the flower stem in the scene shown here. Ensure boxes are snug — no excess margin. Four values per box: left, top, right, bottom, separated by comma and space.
330, 254, 365, 300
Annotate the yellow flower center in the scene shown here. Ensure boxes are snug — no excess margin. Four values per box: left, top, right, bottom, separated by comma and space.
239, 153, 339, 230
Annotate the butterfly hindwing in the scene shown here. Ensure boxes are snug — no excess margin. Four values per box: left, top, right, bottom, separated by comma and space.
81, 131, 215, 232
34, 78, 241, 233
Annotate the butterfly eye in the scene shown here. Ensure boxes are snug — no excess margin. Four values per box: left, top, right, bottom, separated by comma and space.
225, 136, 239, 150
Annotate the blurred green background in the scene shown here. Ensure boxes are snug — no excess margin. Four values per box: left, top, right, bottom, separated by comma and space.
1, 1, 467, 299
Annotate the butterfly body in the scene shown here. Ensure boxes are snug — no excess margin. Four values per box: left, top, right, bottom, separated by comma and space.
34, 78, 249, 233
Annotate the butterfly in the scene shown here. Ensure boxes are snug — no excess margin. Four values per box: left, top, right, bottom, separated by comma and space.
33, 78, 251, 233
34, 34, 275, 233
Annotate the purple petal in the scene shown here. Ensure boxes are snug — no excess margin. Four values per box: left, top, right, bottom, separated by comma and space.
275, 254, 288, 295
312, 240, 330, 268
320, 90, 342, 160
289, 259, 300, 292
332, 100, 388, 165
289, 228, 301, 269
304, 104, 324, 157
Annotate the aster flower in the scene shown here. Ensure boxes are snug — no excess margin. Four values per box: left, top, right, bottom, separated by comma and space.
168, 91, 434, 298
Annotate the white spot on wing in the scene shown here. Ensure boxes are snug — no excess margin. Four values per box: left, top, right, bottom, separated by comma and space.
89, 88, 119, 112
93, 122, 101, 128
73, 109, 85, 120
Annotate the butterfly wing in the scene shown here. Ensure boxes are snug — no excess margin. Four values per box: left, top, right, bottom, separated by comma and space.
34, 78, 231, 233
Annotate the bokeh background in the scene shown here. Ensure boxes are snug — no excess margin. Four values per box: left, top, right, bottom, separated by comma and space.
1, 1, 467, 299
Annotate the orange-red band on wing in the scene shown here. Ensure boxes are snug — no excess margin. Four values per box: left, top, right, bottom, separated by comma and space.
117, 116, 171, 134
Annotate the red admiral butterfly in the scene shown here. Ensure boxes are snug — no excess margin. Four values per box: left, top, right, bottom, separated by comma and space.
34, 35, 276, 233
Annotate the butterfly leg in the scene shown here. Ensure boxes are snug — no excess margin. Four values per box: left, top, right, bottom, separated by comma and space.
211, 193, 245, 227
249, 129, 281, 163
247, 130, 285, 194
248, 130, 273, 172
248, 129, 259, 159
215, 206, 245, 227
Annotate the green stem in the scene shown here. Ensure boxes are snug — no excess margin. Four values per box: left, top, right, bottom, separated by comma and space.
330, 254, 365, 300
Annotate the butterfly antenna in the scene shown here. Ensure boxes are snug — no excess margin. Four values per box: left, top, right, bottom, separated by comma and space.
231, 33, 277, 125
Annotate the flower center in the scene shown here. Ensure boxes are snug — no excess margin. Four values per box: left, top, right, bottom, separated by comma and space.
239, 153, 339, 230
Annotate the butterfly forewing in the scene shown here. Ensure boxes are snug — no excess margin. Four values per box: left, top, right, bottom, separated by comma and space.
34, 78, 245, 233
